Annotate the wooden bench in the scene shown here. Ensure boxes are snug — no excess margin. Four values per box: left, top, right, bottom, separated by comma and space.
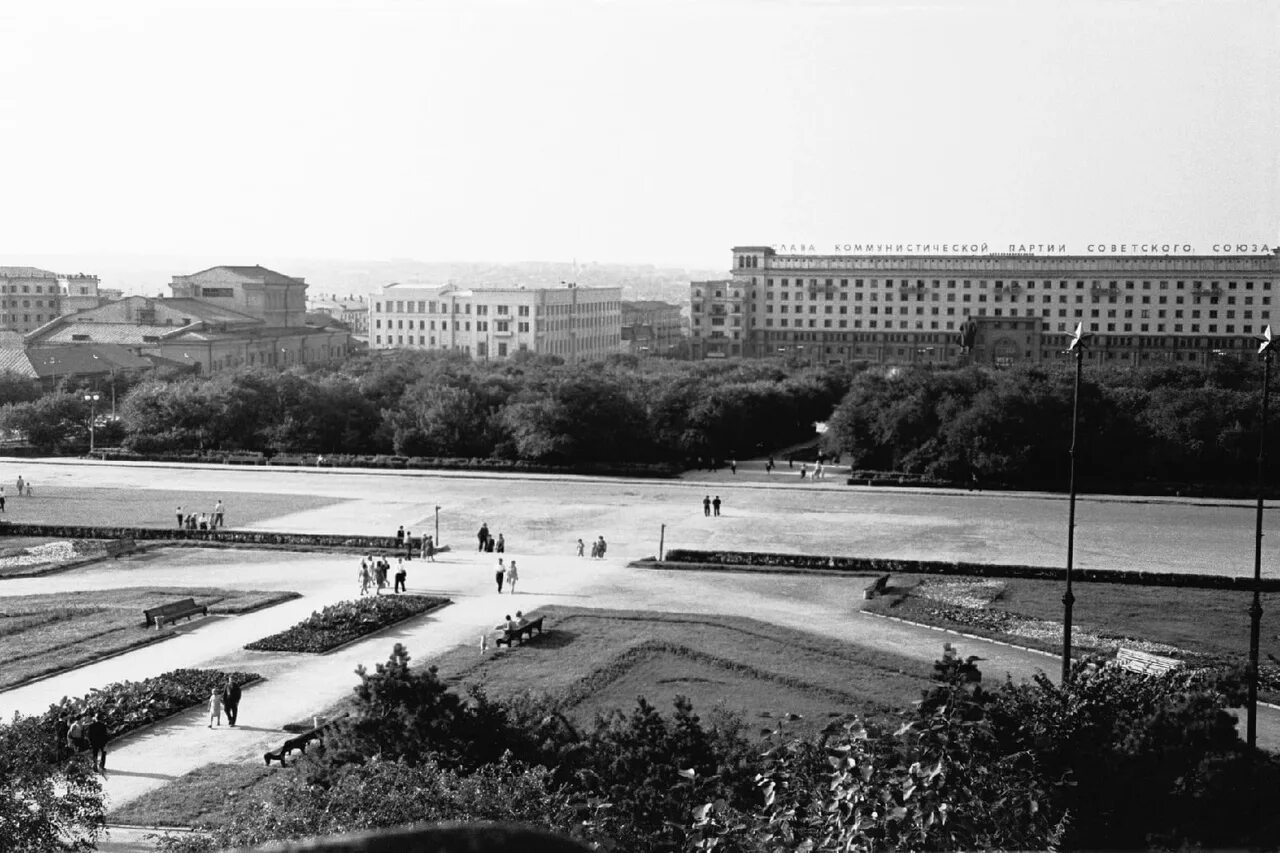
495, 616, 546, 648
143, 598, 209, 628
864, 573, 890, 600
264, 714, 348, 766
1115, 647, 1182, 676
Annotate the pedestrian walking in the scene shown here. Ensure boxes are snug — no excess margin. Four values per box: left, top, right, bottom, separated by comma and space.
395, 525, 405, 545
176, 506, 183, 527
54, 714, 70, 761
221, 675, 241, 727
86, 713, 109, 771
425, 535, 436, 561
495, 557, 505, 593
395, 558, 407, 593
375, 558, 388, 594
730, 458, 737, 474
477, 522, 490, 552
213, 499, 225, 529
0, 485, 6, 513
800, 465, 808, 480
208, 687, 223, 727
16, 475, 23, 495
404, 529, 413, 560
24, 480, 33, 497
67, 715, 88, 753
596, 536, 607, 559
505, 559, 519, 594
703, 495, 711, 517
589, 538, 599, 558
712, 495, 722, 516
359, 560, 372, 596
496, 533, 505, 553
576, 538, 585, 557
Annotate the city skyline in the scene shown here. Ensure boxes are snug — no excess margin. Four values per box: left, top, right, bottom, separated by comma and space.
1, 0, 1277, 269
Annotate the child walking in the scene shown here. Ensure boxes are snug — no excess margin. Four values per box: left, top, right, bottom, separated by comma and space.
208, 687, 223, 728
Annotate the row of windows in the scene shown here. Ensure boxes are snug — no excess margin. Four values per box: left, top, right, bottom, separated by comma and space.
375, 300, 620, 315
374, 318, 533, 332
706, 316, 1272, 335
373, 335, 622, 354
758, 278, 1272, 291
0, 284, 53, 294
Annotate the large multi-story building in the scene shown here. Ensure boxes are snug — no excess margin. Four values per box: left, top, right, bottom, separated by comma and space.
690, 247, 1280, 365
0, 267, 103, 334
27, 264, 350, 374
370, 282, 623, 361
620, 300, 684, 356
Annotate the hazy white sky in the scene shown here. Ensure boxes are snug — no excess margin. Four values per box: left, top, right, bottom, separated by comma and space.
1, 0, 1277, 268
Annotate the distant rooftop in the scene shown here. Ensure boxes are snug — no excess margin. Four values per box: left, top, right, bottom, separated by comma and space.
0, 266, 59, 278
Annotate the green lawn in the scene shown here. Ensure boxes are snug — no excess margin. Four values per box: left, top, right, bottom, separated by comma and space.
0, 587, 300, 689
0, 487, 342, 530
109, 762, 288, 829
867, 574, 1280, 665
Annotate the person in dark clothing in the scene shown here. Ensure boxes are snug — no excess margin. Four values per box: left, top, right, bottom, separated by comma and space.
485, 536, 495, 553
395, 525, 405, 545
703, 496, 711, 517
54, 714, 70, 761
395, 559, 407, 593
221, 676, 242, 727
712, 495, 722, 516
477, 523, 490, 552
86, 714, 109, 771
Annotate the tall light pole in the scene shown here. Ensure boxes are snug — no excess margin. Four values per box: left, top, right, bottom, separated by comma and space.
1062, 322, 1092, 684
1248, 325, 1274, 749
434, 505, 440, 547
82, 392, 101, 455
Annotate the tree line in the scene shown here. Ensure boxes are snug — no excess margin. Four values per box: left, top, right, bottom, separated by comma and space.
823, 358, 1280, 491
0, 352, 853, 466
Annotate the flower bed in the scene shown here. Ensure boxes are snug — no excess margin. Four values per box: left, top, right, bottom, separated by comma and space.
14, 668, 259, 763
244, 595, 450, 653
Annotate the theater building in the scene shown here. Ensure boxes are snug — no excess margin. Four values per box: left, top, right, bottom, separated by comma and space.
370, 282, 623, 361
690, 247, 1280, 365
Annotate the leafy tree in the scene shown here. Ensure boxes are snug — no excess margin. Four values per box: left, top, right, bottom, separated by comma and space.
0, 392, 92, 451
0, 371, 40, 407
0, 715, 105, 851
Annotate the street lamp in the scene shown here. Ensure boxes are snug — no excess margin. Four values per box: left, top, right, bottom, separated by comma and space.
1062, 322, 1092, 683
82, 392, 102, 455
434, 505, 441, 547
1247, 325, 1274, 750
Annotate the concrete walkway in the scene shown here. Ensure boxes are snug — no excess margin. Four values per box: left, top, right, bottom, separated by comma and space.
0, 458, 1277, 849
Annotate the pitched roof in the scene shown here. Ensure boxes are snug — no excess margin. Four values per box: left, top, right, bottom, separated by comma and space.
26, 344, 152, 378
180, 265, 304, 285
0, 266, 58, 278
0, 348, 37, 378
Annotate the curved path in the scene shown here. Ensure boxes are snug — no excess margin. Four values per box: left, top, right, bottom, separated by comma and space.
0, 457, 1276, 830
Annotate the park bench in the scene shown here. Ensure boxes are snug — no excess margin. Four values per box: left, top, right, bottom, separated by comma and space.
142, 598, 209, 628
864, 573, 891, 600
495, 616, 546, 648
1115, 647, 1182, 676
263, 714, 348, 766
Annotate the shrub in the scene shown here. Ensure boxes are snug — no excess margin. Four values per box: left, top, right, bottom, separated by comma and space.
244, 595, 449, 653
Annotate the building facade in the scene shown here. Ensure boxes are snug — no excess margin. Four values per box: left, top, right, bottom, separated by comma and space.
370, 282, 623, 361
689, 247, 1280, 365
0, 267, 103, 334
26, 265, 350, 375
620, 300, 684, 355
308, 295, 370, 334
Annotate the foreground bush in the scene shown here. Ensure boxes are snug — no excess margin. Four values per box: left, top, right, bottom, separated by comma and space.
244, 595, 449, 653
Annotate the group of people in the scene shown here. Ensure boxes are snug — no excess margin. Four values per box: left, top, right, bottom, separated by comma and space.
208, 675, 243, 727
475, 522, 506, 553
56, 711, 110, 771
0, 476, 34, 511
575, 536, 608, 558
394, 525, 436, 561
702, 495, 723, 516
494, 557, 519, 593
177, 500, 225, 531
359, 554, 409, 595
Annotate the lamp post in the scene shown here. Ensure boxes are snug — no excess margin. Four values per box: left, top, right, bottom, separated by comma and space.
82, 392, 101, 455
434, 505, 440, 548
1247, 325, 1274, 750
1062, 322, 1092, 683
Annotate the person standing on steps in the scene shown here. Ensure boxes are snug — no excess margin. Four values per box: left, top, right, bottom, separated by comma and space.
712, 495, 722, 516
221, 675, 241, 727
495, 557, 505, 593
703, 495, 711, 517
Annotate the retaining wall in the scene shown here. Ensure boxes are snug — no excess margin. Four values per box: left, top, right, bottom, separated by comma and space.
0, 522, 405, 552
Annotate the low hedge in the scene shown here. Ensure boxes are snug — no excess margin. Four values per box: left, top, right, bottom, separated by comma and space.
245, 594, 450, 653
13, 668, 259, 764
659, 549, 1280, 592
0, 522, 403, 551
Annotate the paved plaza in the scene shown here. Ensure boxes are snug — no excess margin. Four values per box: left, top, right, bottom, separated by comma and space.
1, 457, 1278, 849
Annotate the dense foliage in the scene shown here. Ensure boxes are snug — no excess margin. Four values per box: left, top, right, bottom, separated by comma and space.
824, 358, 1280, 489
243, 596, 450, 653
0, 667, 258, 851
17, 352, 847, 464
158, 643, 1280, 852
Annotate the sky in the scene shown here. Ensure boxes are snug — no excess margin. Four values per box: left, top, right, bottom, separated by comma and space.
1, 0, 1277, 270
